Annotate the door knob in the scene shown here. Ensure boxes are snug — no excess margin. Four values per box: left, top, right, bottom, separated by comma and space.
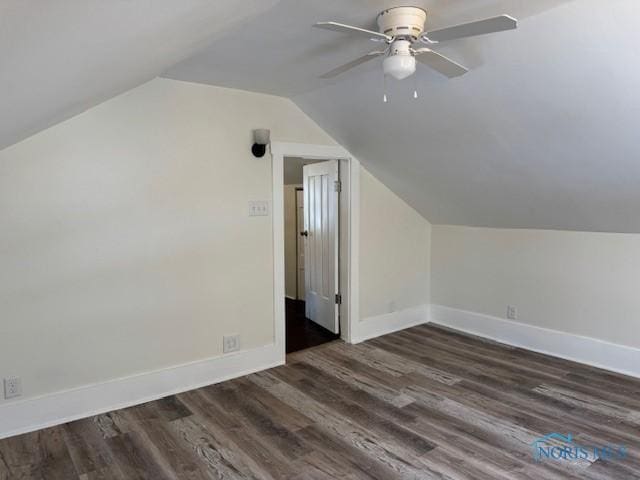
300, 230, 309, 237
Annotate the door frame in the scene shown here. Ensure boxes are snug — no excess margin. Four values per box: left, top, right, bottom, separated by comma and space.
271, 142, 360, 359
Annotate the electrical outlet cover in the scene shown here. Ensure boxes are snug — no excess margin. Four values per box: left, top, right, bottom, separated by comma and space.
223, 334, 240, 353
4, 377, 22, 399
507, 305, 518, 320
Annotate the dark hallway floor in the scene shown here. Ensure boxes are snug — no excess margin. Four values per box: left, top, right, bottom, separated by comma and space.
285, 298, 339, 354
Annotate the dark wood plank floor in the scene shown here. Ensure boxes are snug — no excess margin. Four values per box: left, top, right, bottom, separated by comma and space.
2, 324, 640, 479
286, 298, 339, 354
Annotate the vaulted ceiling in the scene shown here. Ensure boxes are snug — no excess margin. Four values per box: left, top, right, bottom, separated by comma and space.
4, 1, 640, 232
0, 0, 278, 150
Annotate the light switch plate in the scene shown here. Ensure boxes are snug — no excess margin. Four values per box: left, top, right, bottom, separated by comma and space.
248, 201, 269, 217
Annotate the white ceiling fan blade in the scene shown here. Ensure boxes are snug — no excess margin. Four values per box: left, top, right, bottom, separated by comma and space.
413, 49, 468, 78
423, 15, 517, 43
319, 51, 386, 79
314, 22, 392, 42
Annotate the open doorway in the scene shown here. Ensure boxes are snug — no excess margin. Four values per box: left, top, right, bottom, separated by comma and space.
272, 142, 359, 359
284, 156, 340, 353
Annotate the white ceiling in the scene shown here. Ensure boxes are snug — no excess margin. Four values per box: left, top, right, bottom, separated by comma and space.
165, 0, 640, 233
5, 1, 640, 232
0, 0, 278, 150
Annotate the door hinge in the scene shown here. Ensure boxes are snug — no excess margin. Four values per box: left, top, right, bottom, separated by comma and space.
335, 293, 342, 305
334, 180, 342, 193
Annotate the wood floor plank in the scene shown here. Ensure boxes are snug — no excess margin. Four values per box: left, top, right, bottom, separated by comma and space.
168, 412, 262, 479
249, 370, 435, 479
418, 325, 640, 404
2, 324, 640, 479
201, 381, 312, 462
124, 411, 212, 480
222, 377, 314, 432
168, 415, 258, 480
277, 362, 434, 455
402, 379, 622, 480
104, 431, 175, 480
383, 332, 640, 451
62, 422, 106, 477
152, 396, 193, 423
62, 418, 128, 480
293, 426, 390, 480
31, 427, 79, 480
180, 389, 296, 479
301, 348, 415, 407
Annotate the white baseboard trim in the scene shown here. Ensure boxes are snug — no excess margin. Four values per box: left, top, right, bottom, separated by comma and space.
0, 343, 284, 440
351, 304, 429, 344
431, 304, 640, 379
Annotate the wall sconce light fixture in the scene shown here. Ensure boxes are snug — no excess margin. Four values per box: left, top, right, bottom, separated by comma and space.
252, 129, 271, 158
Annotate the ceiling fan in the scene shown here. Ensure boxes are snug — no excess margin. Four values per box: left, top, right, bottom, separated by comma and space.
314, 7, 517, 86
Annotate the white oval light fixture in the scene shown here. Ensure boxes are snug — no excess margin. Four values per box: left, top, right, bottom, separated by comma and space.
383, 55, 416, 80
382, 39, 416, 80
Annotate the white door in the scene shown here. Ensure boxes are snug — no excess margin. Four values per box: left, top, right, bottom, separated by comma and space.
303, 160, 339, 333
296, 188, 305, 300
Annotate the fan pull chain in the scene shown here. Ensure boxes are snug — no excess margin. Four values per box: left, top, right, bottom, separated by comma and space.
413, 74, 418, 99
383, 74, 388, 103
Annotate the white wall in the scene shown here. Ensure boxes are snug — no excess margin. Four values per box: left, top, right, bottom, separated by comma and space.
359, 168, 431, 320
0, 78, 333, 404
283, 184, 301, 299
431, 225, 640, 349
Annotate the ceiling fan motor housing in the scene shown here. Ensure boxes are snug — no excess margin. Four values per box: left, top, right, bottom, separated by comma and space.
377, 6, 427, 40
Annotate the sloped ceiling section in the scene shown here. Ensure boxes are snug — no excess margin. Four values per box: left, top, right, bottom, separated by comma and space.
0, 0, 278, 150
5, 1, 640, 233
166, 0, 640, 233
292, 0, 640, 233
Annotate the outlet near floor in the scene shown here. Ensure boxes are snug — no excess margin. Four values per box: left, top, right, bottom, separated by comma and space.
223, 334, 241, 353
506, 305, 518, 321
4, 376, 22, 399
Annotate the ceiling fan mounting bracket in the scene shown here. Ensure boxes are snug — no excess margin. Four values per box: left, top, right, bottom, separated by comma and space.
376, 6, 427, 41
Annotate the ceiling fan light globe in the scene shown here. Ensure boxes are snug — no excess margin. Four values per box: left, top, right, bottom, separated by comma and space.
383, 55, 416, 80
